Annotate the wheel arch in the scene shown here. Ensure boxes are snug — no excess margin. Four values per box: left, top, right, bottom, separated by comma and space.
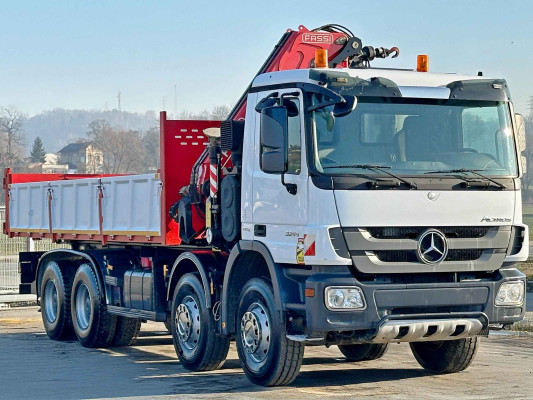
167, 251, 224, 309
36, 249, 106, 303
221, 241, 297, 335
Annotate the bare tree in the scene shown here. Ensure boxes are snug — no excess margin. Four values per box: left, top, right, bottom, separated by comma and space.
178, 105, 231, 121
211, 105, 230, 120
142, 126, 160, 171
0, 107, 26, 166
87, 120, 145, 173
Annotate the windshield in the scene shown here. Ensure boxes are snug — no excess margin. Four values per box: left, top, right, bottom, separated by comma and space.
312, 96, 517, 177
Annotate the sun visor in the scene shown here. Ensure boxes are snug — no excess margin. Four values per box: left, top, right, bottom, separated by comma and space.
447, 79, 511, 102
309, 69, 401, 97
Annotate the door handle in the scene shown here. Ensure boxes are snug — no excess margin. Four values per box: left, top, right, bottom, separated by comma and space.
281, 174, 297, 195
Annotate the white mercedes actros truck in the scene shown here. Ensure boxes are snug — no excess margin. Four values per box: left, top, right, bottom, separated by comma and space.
5, 25, 528, 386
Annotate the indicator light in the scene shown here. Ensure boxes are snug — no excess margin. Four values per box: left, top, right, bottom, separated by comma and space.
315, 49, 328, 68
417, 55, 429, 72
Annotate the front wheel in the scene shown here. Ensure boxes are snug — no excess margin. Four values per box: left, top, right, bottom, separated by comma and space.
338, 343, 388, 361
236, 278, 304, 386
410, 337, 479, 373
171, 273, 229, 371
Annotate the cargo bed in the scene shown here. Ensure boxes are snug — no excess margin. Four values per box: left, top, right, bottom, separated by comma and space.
7, 173, 162, 244
3, 113, 221, 245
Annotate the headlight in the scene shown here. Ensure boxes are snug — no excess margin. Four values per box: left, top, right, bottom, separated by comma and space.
325, 286, 366, 311
495, 281, 525, 306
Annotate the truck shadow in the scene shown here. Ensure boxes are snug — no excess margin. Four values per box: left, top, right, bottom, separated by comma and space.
292, 366, 429, 388
1, 328, 433, 398
107, 336, 431, 393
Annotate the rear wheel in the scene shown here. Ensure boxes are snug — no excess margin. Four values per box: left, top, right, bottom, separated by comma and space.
71, 263, 117, 348
338, 343, 388, 361
410, 338, 479, 373
171, 273, 229, 371
40, 260, 75, 340
236, 278, 304, 386
164, 316, 171, 333
110, 317, 141, 347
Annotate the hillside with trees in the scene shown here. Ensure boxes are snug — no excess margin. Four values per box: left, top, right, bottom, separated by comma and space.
24, 109, 159, 153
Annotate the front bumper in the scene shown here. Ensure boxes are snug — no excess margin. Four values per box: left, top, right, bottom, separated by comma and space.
299, 266, 525, 343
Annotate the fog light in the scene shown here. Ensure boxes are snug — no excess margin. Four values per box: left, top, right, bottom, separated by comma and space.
495, 281, 524, 306
325, 286, 365, 311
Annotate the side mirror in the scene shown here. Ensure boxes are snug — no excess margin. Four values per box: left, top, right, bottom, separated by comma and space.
282, 98, 299, 117
516, 113, 526, 153
260, 106, 288, 174
333, 95, 357, 117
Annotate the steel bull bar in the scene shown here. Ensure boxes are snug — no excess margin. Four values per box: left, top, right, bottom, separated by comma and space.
288, 313, 488, 345
372, 317, 485, 343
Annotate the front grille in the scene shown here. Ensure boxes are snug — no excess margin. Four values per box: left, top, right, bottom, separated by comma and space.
445, 249, 485, 261
374, 249, 484, 263
366, 226, 490, 240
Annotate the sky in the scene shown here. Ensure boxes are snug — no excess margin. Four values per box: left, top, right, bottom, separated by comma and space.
1, 0, 532, 116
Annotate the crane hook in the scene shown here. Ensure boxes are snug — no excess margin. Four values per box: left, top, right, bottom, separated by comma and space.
389, 47, 400, 58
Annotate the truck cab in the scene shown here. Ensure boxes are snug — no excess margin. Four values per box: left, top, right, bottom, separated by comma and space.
240, 67, 528, 345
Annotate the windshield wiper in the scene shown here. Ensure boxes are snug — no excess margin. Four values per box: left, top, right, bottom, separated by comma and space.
324, 164, 417, 189
425, 168, 507, 189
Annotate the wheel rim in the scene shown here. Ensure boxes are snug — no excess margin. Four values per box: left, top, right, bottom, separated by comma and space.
43, 279, 59, 323
75, 283, 92, 331
175, 295, 201, 358
240, 302, 271, 372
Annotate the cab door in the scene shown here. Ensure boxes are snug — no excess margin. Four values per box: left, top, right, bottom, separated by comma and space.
252, 90, 308, 264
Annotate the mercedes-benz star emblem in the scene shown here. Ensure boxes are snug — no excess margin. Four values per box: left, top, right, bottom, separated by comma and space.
417, 229, 448, 264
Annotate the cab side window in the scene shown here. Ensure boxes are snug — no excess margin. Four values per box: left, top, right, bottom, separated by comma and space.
287, 98, 301, 174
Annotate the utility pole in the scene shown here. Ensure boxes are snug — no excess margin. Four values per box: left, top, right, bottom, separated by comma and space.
528, 96, 533, 118
117, 91, 122, 112
174, 85, 178, 116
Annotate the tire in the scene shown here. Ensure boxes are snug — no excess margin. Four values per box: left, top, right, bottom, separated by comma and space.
410, 337, 479, 373
110, 317, 141, 347
236, 278, 304, 386
338, 343, 388, 361
40, 260, 75, 340
171, 273, 230, 371
164, 317, 171, 333
71, 263, 117, 348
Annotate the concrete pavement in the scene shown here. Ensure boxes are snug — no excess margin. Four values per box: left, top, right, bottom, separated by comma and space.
1, 310, 532, 400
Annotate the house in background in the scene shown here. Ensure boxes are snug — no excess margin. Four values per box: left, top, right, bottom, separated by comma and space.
57, 142, 103, 173
43, 153, 69, 174
25, 153, 69, 174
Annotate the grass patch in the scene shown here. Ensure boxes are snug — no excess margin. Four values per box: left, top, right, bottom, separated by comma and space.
522, 203, 533, 241
511, 317, 533, 333
518, 262, 533, 280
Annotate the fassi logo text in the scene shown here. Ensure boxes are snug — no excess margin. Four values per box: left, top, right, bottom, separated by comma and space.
302, 33, 333, 44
